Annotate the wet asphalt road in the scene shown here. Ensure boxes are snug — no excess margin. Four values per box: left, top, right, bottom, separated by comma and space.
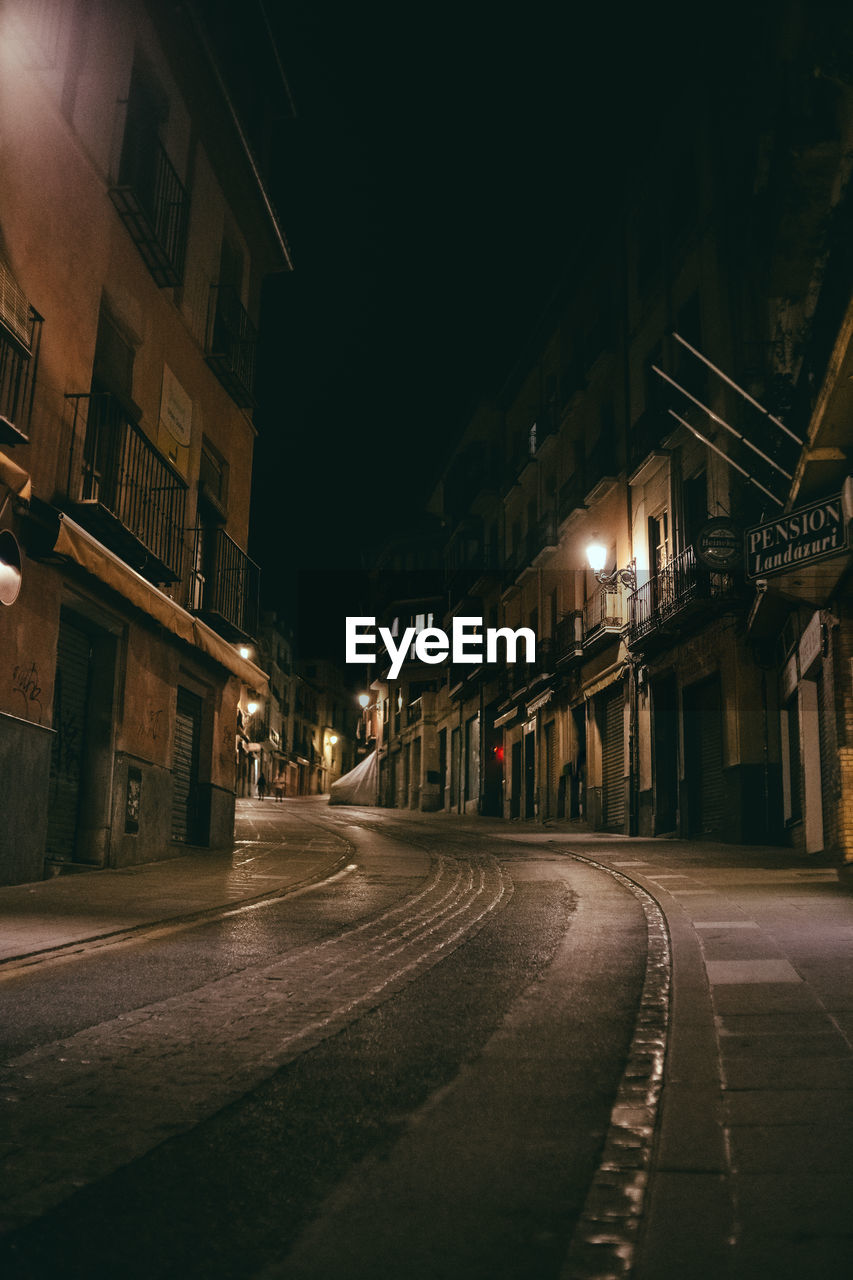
0, 808, 647, 1279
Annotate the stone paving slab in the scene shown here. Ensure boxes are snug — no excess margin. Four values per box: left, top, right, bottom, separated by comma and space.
539, 828, 853, 1278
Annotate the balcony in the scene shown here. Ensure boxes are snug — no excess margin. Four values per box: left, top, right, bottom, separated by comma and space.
558, 473, 586, 525
531, 510, 558, 564
0, 275, 42, 445
206, 285, 257, 408
628, 407, 672, 478
109, 135, 188, 287
583, 583, 628, 654
501, 639, 556, 701
556, 611, 584, 663
529, 405, 558, 452
627, 545, 740, 651
503, 532, 534, 586
584, 436, 618, 503
503, 437, 535, 493
188, 525, 260, 641
64, 393, 186, 583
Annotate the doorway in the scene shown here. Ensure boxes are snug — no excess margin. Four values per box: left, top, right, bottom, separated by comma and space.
651, 675, 679, 833
683, 676, 725, 838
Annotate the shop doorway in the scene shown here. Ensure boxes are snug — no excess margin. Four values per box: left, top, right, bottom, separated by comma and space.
171, 687, 202, 842
684, 675, 725, 838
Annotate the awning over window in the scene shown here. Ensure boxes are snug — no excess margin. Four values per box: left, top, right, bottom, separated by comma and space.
0, 450, 32, 502
53, 513, 268, 694
582, 661, 627, 701
526, 688, 553, 716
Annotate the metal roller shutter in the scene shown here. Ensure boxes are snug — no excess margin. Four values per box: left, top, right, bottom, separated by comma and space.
46, 618, 92, 861
602, 688, 625, 830
171, 688, 201, 842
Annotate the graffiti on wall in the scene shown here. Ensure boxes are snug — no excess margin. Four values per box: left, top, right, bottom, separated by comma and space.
12, 660, 44, 723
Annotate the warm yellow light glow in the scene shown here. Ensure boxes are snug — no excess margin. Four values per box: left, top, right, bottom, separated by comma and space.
0, 531, 22, 606
238, 645, 250, 659
358, 693, 370, 708
247, 701, 259, 715
586, 539, 608, 574
329, 734, 338, 745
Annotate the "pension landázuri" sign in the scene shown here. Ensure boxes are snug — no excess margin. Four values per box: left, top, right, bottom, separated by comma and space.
745, 488, 851, 580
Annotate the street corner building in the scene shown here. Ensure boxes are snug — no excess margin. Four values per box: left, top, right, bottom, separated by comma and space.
367, 6, 853, 868
0, 0, 290, 885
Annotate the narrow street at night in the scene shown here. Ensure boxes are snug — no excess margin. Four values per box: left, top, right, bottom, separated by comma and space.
0, 800, 851, 1279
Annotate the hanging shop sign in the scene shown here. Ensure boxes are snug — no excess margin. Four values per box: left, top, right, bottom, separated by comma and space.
695, 517, 742, 570
744, 488, 851, 580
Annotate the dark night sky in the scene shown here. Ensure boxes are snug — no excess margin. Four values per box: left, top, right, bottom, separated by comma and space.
244, 2, 738, 655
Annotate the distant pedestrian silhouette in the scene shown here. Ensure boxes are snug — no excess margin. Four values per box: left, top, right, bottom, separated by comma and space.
257, 771, 267, 800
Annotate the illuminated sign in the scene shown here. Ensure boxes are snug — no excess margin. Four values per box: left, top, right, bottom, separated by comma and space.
745, 491, 850, 580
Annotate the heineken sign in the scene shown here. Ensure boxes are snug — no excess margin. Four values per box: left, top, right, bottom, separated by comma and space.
745, 490, 850, 580
695, 518, 742, 570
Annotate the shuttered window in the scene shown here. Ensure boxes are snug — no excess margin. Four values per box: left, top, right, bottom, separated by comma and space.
602, 688, 625, 830
171, 687, 201, 842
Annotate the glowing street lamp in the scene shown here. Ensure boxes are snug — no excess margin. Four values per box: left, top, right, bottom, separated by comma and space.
358, 693, 370, 708
585, 537, 608, 575
586, 537, 637, 589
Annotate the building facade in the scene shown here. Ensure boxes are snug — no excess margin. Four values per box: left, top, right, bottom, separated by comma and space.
0, 0, 290, 883
366, 3, 853, 870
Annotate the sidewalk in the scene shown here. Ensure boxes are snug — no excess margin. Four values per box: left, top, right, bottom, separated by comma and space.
534, 829, 853, 1280
0, 799, 352, 966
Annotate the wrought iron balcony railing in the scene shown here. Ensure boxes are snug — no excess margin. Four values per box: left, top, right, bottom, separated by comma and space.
582, 583, 628, 655
64, 392, 187, 582
556, 611, 584, 662
628, 407, 672, 474
531, 510, 558, 562
188, 524, 260, 641
558, 473, 585, 524
584, 435, 618, 500
584, 583, 628, 638
110, 134, 188, 287
627, 545, 738, 647
206, 284, 258, 408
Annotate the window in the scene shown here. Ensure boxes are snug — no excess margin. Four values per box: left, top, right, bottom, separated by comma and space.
110, 59, 188, 286
683, 472, 707, 547
649, 512, 669, 574
92, 308, 135, 404
0, 256, 42, 441
199, 436, 229, 518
